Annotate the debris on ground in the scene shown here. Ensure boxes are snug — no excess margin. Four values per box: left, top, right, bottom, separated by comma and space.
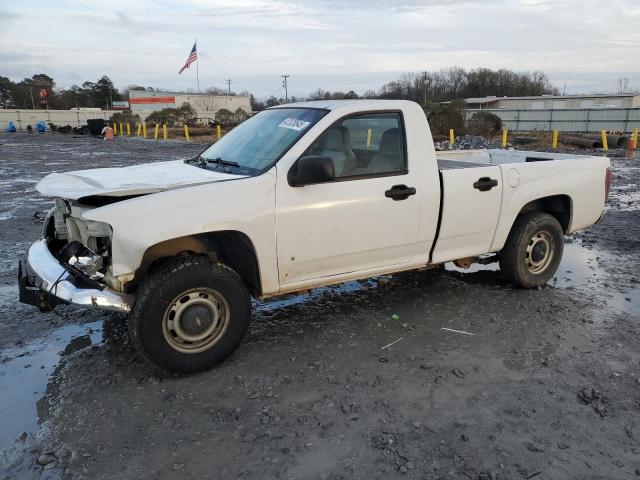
434, 135, 502, 150
577, 387, 610, 417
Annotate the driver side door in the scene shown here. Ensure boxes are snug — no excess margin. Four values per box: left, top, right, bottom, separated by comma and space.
275, 112, 422, 286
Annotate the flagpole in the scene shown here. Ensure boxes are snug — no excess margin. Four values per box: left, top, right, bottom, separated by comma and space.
195, 39, 200, 94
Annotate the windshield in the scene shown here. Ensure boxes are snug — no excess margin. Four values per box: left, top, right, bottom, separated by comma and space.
199, 108, 327, 173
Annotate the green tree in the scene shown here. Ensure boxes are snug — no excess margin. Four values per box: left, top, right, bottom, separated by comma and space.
109, 111, 141, 125
234, 107, 249, 123
145, 103, 197, 127
467, 111, 502, 137
0, 76, 15, 107
93, 76, 120, 108
427, 100, 466, 136
215, 108, 234, 126
249, 94, 264, 111
265, 96, 280, 108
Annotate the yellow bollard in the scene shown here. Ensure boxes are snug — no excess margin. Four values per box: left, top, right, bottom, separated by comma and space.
119, 123, 124, 136
163, 124, 168, 141
366, 128, 372, 148
113, 122, 118, 135
632, 127, 639, 150
601, 130, 608, 151
501, 128, 508, 148
552, 130, 558, 149
184, 125, 190, 142
154, 124, 159, 140
136, 124, 142, 136
449, 128, 455, 144
143, 123, 147, 139
126, 123, 131, 136
216, 124, 222, 141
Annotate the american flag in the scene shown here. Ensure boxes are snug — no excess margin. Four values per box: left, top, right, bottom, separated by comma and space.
178, 43, 198, 74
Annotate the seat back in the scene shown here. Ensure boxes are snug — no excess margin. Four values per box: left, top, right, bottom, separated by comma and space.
317, 126, 356, 176
370, 128, 403, 173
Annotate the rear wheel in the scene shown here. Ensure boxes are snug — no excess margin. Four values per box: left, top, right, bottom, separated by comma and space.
128, 255, 250, 374
499, 212, 563, 288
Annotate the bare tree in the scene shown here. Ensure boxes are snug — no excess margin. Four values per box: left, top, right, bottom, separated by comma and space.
617, 77, 630, 94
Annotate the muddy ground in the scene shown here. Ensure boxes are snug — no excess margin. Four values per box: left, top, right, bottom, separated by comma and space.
0, 133, 639, 480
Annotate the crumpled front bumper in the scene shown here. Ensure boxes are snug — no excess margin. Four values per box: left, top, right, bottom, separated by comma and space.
18, 239, 133, 313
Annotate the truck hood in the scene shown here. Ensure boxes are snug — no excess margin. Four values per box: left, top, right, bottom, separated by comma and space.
36, 160, 246, 200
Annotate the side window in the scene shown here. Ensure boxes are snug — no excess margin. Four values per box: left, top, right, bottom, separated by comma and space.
305, 113, 406, 179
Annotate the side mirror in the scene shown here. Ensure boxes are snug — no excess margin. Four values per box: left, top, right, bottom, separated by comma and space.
288, 155, 335, 187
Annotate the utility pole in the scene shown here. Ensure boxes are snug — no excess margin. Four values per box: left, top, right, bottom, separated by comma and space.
423, 70, 427, 105
225, 79, 232, 95
281, 75, 289, 102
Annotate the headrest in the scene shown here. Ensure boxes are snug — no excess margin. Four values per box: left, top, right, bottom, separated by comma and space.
378, 128, 401, 155
323, 125, 351, 151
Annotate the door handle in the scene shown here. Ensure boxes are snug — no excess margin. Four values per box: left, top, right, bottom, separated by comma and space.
473, 177, 499, 192
385, 184, 416, 201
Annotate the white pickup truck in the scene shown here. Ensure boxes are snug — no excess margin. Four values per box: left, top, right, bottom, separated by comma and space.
19, 100, 612, 373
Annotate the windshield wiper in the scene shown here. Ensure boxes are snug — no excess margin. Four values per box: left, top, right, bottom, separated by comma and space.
206, 157, 239, 173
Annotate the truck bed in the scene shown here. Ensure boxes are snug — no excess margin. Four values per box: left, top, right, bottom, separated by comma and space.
437, 149, 604, 170
432, 148, 610, 265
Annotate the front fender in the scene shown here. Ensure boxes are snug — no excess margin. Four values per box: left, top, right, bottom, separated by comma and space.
82, 170, 278, 293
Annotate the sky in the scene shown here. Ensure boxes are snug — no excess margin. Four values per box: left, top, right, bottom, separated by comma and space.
1, 0, 639, 99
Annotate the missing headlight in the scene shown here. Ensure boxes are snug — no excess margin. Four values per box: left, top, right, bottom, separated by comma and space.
59, 240, 105, 280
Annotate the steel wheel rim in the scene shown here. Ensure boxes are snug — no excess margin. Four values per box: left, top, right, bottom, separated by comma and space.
525, 230, 554, 274
162, 288, 230, 354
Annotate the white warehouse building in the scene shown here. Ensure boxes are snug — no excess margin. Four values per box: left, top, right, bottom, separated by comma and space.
127, 90, 252, 123
461, 93, 640, 110
457, 93, 640, 133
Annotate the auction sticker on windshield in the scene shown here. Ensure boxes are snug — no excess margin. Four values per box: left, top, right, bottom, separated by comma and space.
278, 118, 311, 131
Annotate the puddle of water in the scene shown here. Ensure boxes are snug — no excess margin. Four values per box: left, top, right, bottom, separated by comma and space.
258, 240, 616, 314
0, 320, 103, 448
606, 286, 640, 315
549, 241, 610, 289
445, 240, 613, 290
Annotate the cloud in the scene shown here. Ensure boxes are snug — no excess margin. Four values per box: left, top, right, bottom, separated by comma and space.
0, 0, 638, 97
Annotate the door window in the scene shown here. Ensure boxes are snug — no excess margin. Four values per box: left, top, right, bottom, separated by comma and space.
305, 112, 406, 179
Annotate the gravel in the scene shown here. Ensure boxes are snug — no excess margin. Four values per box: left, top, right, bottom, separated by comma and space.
1, 133, 639, 479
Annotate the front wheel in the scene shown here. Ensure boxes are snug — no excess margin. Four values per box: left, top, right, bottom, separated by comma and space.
499, 212, 564, 288
128, 255, 251, 374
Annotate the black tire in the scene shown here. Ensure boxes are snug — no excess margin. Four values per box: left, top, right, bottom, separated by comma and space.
81, 127, 90, 135
499, 212, 564, 288
128, 255, 250, 374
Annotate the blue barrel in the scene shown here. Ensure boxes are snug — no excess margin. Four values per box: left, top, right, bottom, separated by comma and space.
5, 121, 16, 133
35, 121, 47, 132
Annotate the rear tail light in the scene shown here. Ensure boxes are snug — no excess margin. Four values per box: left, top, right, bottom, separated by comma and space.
604, 167, 613, 201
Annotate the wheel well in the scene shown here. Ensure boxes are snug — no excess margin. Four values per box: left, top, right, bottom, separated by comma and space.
519, 195, 572, 233
132, 231, 262, 296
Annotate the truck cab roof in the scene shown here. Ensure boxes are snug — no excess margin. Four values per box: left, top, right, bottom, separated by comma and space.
269, 99, 418, 111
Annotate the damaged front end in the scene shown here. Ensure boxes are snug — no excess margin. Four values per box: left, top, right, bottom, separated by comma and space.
18, 198, 133, 313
